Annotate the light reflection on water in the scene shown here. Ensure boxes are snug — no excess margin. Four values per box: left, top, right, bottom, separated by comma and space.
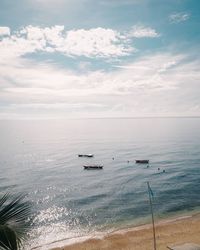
26, 205, 88, 249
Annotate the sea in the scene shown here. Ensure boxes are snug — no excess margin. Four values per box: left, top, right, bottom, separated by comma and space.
0, 118, 200, 249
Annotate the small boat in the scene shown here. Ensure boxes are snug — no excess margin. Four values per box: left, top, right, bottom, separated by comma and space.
78, 154, 94, 158
135, 160, 149, 164
83, 165, 103, 170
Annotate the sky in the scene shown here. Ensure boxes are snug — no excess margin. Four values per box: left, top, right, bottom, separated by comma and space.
0, 0, 200, 119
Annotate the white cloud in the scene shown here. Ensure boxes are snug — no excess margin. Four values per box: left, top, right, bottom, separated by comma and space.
22, 25, 65, 49
0, 25, 135, 59
60, 28, 133, 57
169, 12, 190, 23
0, 34, 46, 60
128, 25, 160, 38
0, 27, 10, 36
0, 24, 160, 60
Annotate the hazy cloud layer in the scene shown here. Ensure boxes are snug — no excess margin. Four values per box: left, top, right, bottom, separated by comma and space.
128, 25, 160, 38
100, 0, 145, 6
0, 51, 199, 118
169, 12, 190, 23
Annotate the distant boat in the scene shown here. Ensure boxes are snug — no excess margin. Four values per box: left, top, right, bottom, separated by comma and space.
135, 160, 149, 164
83, 165, 103, 170
78, 154, 94, 158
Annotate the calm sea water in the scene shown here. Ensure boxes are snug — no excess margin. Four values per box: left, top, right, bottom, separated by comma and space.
0, 118, 200, 249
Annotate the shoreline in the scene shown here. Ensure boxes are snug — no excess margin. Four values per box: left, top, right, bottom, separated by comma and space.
48, 211, 200, 250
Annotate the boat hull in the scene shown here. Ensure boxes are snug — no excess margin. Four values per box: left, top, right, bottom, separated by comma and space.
135, 160, 149, 164
78, 154, 94, 158
83, 165, 103, 170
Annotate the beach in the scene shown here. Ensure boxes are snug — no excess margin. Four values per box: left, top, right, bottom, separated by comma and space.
51, 213, 200, 250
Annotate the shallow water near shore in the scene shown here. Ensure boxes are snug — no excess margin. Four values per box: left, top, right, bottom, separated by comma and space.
0, 117, 200, 249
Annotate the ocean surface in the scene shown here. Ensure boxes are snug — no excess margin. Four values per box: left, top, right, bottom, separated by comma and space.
0, 118, 200, 249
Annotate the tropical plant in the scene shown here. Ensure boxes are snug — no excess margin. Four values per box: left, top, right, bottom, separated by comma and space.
0, 193, 31, 250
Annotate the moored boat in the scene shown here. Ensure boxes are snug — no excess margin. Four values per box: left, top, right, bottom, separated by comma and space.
83, 165, 103, 170
78, 154, 94, 158
135, 160, 149, 164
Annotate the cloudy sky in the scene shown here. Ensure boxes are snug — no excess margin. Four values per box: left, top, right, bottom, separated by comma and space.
0, 0, 199, 119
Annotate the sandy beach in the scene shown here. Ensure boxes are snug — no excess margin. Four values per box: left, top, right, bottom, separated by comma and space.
51, 213, 200, 250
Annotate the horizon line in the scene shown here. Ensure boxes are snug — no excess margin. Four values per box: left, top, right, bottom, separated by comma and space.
0, 115, 200, 121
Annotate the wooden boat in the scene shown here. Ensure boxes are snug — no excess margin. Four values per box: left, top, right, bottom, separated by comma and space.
78, 154, 94, 158
135, 160, 149, 164
83, 165, 103, 170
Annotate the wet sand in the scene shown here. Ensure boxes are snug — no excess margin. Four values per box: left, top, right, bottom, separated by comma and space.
51, 213, 200, 250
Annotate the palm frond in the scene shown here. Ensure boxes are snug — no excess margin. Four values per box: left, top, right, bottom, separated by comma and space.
0, 193, 32, 250
0, 225, 17, 250
0, 194, 9, 208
